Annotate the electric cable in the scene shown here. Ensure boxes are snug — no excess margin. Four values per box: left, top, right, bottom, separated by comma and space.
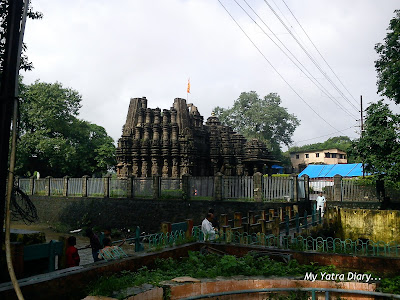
217, 0, 344, 133
293, 126, 355, 144
11, 186, 38, 224
236, 0, 358, 119
263, 0, 360, 112
281, 0, 359, 106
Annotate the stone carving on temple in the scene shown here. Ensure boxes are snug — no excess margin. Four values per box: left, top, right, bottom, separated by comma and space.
116, 97, 277, 178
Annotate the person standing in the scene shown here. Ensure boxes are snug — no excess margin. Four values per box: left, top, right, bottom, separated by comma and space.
66, 236, 80, 267
201, 213, 216, 241
316, 192, 326, 217
85, 228, 102, 262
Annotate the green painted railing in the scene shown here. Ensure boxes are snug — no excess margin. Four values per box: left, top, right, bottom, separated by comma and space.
191, 227, 400, 258
113, 227, 188, 252
114, 225, 400, 258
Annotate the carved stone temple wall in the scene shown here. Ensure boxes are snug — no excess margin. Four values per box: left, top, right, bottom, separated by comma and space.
116, 97, 277, 178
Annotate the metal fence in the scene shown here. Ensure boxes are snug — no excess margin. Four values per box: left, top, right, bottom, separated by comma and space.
387, 186, 400, 202
160, 178, 182, 198
33, 179, 47, 195
50, 178, 64, 196
342, 179, 377, 202
87, 178, 104, 197
189, 176, 214, 199
19, 178, 31, 194
68, 178, 83, 196
297, 177, 305, 199
223, 176, 254, 199
309, 179, 334, 201
133, 178, 153, 198
110, 178, 128, 198
263, 176, 292, 201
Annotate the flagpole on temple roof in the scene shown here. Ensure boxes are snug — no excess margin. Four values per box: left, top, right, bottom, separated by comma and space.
187, 78, 190, 101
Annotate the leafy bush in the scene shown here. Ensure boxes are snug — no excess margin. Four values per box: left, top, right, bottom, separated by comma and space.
88, 251, 338, 298
378, 276, 400, 294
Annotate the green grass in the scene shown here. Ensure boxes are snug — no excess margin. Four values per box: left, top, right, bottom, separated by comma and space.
189, 196, 214, 201
160, 189, 183, 199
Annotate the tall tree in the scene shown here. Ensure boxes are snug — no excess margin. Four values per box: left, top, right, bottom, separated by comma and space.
214, 91, 300, 156
375, 10, 400, 104
350, 100, 400, 181
16, 80, 116, 177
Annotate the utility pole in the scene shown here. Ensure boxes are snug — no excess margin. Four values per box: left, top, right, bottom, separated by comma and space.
0, 0, 25, 247
360, 95, 365, 177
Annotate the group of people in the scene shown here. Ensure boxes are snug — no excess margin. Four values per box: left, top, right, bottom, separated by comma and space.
66, 195, 327, 267
65, 227, 124, 268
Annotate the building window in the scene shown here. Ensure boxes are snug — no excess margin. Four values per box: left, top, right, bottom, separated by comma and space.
316, 153, 319, 158
344, 155, 346, 159
296, 154, 299, 159
325, 153, 330, 158
305, 154, 309, 158
339, 154, 343, 159
331, 153, 337, 158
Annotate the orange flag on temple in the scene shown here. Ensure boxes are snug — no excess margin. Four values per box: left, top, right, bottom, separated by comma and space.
187, 78, 191, 93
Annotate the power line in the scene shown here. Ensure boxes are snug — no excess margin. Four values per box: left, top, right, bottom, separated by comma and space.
216, 0, 343, 133
263, 0, 360, 112
293, 126, 356, 144
281, 0, 359, 107
236, 0, 358, 119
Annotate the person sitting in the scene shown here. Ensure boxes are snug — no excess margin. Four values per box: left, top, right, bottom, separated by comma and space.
209, 209, 220, 231
98, 237, 127, 260
66, 236, 80, 267
201, 213, 216, 241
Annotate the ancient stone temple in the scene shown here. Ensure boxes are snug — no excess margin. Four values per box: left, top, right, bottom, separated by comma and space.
116, 97, 277, 178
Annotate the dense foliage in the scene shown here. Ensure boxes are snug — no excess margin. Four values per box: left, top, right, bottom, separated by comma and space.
289, 136, 351, 153
375, 10, 400, 104
349, 100, 400, 182
89, 251, 335, 298
213, 91, 299, 158
16, 80, 116, 177
379, 276, 400, 295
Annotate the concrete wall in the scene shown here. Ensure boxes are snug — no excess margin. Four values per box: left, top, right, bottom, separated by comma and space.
29, 196, 306, 233
337, 208, 400, 243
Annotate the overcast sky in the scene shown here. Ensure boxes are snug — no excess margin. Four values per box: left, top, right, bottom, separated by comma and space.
22, 0, 400, 150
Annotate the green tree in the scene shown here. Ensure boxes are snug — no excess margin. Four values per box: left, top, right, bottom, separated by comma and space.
16, 80, 116, 177
375, 10, 400, 104
349, 100, 400, 181
0, 0, 43, 71
214, 91, 300, 157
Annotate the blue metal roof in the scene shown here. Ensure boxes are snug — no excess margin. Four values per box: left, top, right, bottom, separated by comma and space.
271, 165, 284, 169
298, 163, 365, 178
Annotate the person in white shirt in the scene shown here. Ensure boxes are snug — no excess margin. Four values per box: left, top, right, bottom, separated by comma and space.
316, 192, 326, 217
201, 213, 216, 241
